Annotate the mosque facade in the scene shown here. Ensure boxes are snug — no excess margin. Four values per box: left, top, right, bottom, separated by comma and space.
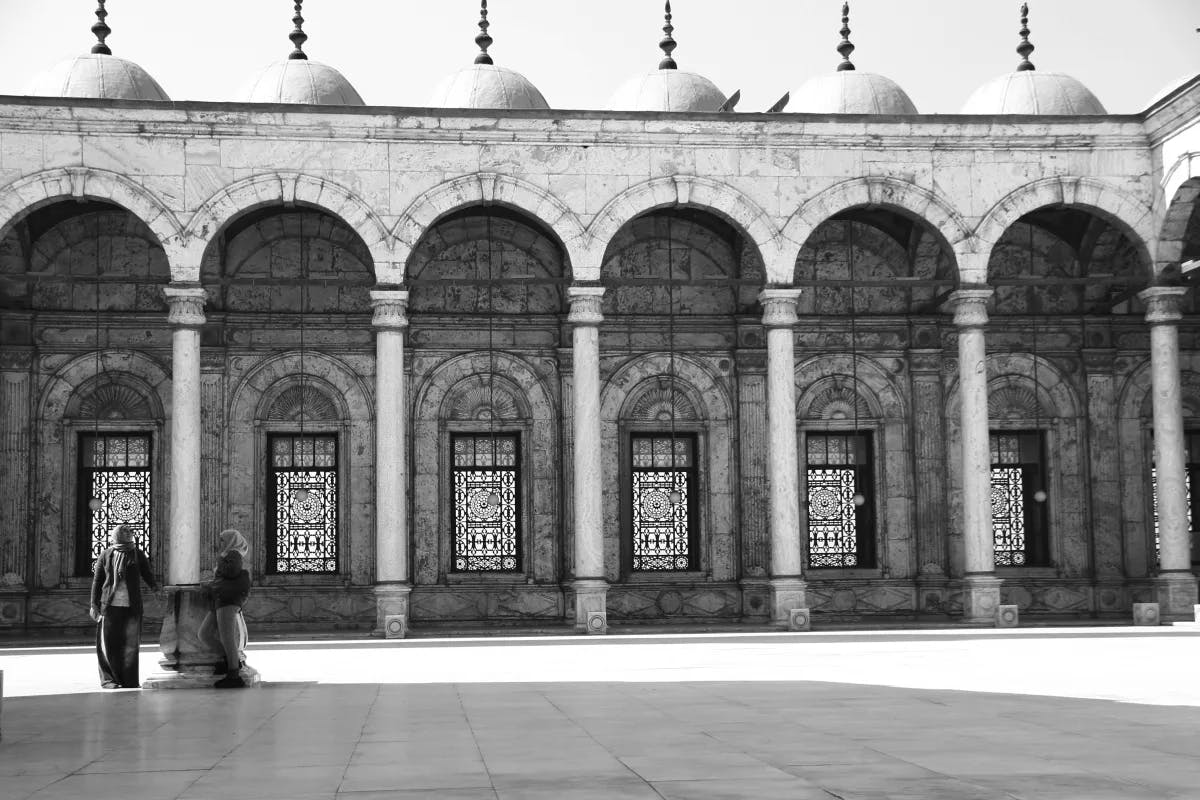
1, 1, 1198, 636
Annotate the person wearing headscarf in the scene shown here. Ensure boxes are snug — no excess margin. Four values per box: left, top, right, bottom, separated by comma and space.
199, 528, 252, 688
89, 524, 158, 689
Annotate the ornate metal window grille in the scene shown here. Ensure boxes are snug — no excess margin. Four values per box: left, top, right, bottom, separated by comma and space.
452, 434, 520, 571
77, 433, 152, 575
805, 433, 874, 568
989, 432, 1048, 567
630, 434, 697, 571
268, 434, 338, 573
1151, 432, 1199, 565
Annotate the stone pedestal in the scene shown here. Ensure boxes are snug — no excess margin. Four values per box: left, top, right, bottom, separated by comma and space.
1133, 602, 1161, 626
996, 604, 1019, 628
142, 586, 261, 690
373, 583, 412, 636
1154, 573, 1199, 621
0, 591, 25, 627
572, 578, 608, 633
960, 575, 1002, 625
770, 577, 808, 626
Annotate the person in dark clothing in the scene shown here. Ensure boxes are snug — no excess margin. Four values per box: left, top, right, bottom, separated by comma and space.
89, 524, 158, 689
199, 529, 252, 688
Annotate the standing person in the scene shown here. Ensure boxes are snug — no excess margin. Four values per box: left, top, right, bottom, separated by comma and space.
89, 524, 158, 689
199, 529, 252, 688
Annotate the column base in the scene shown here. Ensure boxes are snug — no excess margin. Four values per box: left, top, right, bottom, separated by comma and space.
769, 577, 808, 625
1154, 573, 1199, 621
960, 575, 1003, 625
915, 571, 951, 616
571, 579, 609, 634
373, 583, 413, 637
143, 586, 260, 689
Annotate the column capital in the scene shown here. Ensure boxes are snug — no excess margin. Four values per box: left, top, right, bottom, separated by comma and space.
567, 285, 605, 325
758, 288, 802, 328
163, 285, 207, 328
945, 288, 993, 329
1139, 286, 1189, 326
370, 289, 410, 330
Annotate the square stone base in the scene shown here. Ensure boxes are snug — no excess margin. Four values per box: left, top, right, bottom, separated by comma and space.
770, 578, 807, 625
1154, 574, 1199, 621
571, 579, 608, 634
961, 576, 1003, 625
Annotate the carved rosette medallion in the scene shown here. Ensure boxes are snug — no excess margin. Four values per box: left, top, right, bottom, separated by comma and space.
369, 290, 410, 331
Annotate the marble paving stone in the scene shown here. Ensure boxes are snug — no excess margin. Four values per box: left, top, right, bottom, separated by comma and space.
25, 769, 208, 800
650, 777, 831, 800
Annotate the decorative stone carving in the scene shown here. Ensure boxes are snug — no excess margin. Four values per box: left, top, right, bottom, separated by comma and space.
369, 290, 409, 330
629, 383, 699, 422
1132, 602, 1160, 626
163, 286, 207, 328
267, 385, 339, 422
72, 382, 154, 420
567, 286, 604, 325
758, 288, 801, 328
448, 381, 521, 420
787, 607, 811, 631
996, 604, 1019, 627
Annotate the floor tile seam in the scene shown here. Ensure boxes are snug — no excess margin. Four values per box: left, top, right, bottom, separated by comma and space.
454, 682, 503, 796
332, 683, 383, 795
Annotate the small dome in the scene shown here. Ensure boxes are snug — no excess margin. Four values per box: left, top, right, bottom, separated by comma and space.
239, 59, 364, 106
27, 54, 170, 101
608, 70, 726, 113
430, 64, 548, 110
961, 71, 1106, 115
792, 72, 917, 114
1147, 73, 1200, 109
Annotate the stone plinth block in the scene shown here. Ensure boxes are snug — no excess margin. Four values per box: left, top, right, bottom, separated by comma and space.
770, 578, 807, 625
572, 579, 608, 633
1153, 574, 1199, 620
585, 610, 608, 635
0, 593, 25, 627
996, 604, 1019, 628
384, 614, 407, 639
787, 608, 811, 632
1133, 602, 1160, 626
961, 576, 1003, 625
141, 586, 261, 690
374, 584, 412, 637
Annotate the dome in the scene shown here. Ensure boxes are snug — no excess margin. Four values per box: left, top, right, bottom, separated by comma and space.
239, 59, 364, 106
961, 71, 1106, 115
791, 71, 917, 114
607, 70, 726, 113
27, 54, 170, 101
430, 63, 548, 110
1147, 73, 1200, 109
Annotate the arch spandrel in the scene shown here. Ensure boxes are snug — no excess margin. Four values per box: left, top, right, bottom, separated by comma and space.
974, 177, 1157, 281
393, 174, 587, 283
600, 353, 732, 424
183, 172, 392, 282
781, 177, 973, 285
38, 350, 171, 423
228, 351, 374, 426
586, 176, 781, 284
0, 168, 186, 266
794, 353, 907, 421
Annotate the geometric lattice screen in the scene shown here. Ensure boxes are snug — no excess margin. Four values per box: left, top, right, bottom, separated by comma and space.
268, 434, 338, 573
451, 433, 520, 572
630, 434, 696, 571
77, 433, 151, 575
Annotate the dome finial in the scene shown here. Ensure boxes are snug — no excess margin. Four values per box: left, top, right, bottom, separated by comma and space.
659, 1, 678, 70
474, 0, 494, 65
90, 0, 111, 55
837, 2, 856, 71
288, 0, 309, 60
1016, 3, 1036, 71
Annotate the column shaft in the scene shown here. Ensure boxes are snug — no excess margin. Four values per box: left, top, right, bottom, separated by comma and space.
164, 286, 206, 585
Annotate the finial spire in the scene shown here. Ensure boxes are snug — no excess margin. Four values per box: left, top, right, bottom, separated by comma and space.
90, 0, 111, 55
658, 1, 678, 70
837, 2, 856, 71
474, 0, 494, 65
288, 0, 309, 60
1016, 2, 1036, 71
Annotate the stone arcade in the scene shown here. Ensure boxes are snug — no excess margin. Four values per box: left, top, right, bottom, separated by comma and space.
1, 2, 1199, 641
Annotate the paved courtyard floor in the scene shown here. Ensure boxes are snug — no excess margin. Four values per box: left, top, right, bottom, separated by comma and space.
2, 627, 1200, 799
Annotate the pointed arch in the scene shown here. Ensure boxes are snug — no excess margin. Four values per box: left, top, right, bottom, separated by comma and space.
585, 176, 780, 283
974, 177, 1156, 283
0, 168, 185, 264
183, 172, 392, 282
392, 173, 587, 281
781, 177, 972, 284
1157, 172, 1200, 270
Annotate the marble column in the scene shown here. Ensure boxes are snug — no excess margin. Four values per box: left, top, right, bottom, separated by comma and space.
1139, 286, 1199, 618
759, 289, 806, 622
370, 290, 412, 631
568, 286, 607, 633
164, 285, 207, 586
949, 289, 1001, 623
0, 350, 32, 626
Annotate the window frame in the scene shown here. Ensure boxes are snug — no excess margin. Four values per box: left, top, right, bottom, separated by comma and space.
449, 431, 523, 574
624, 431, 701, 574
265, 431, 341, 576
75, 430, 154, 577
988, 429, 1050, 568
802, 431, 877, 570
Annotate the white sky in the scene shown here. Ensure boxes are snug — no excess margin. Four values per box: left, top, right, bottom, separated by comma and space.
0, 0, 1196, 113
